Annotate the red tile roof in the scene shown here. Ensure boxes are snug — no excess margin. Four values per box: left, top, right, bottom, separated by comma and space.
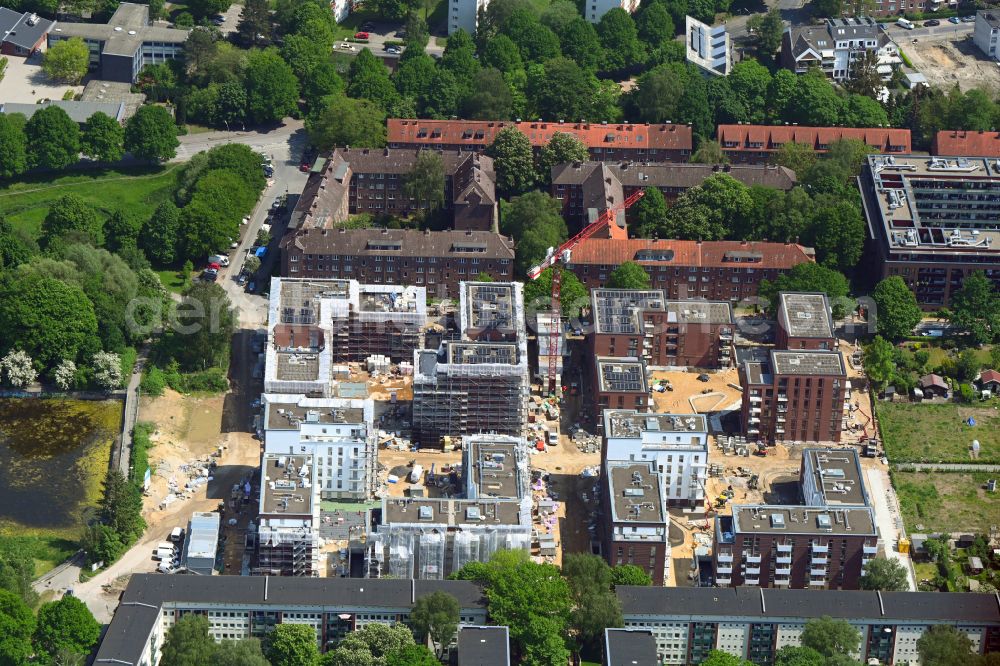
388, 119, 693, 151
717, 124, 911, 154
565, 238, 815, 269
980, 369, 1000, 385
933, 130, 1000, 157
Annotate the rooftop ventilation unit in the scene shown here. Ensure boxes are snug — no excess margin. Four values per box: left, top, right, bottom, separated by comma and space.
817, 513, 833, 530
418, 505, 434, 520
770, 513, 786, 529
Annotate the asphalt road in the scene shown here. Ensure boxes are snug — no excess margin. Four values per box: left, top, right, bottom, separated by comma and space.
339, 20, 445, 60
883, 20, 974, 41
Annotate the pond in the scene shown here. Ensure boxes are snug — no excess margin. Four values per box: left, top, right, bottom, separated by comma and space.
0, 398, 121, 534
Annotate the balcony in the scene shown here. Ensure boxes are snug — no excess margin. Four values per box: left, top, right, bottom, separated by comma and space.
744, 553, 762, 564
716, 577, 732, 586
777, 394, 788, 402
809, 579, 826, 586
776, 566, 791, 576
812, 556, 828, 565
777, 543, 792, 553
717, 552, 734, 563
744, 577, 760, 586
745, 566, 762, 575
717, 565, 733, 574
749, 417, 760, 425
776, 555, 792, 565
774, 577, 790, 586
749, 395, 762, 403
864, 544, 878, 555
811, 568, 827, 577
811, 542, 829, 554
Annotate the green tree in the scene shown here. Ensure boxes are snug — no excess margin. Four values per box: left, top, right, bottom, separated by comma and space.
501, 9, 561, 63
540, 0, 580, 35
26, 105, 81, 170
42, 37, 89, 83
125, 105, 179, 162
610, 564, 652, 587
325, 623, 414, 666
160, 615, 217, 666
636, 1, 675, 47
33, 595, 100, 660
103, 209, 142, 257
524, 267, 588, 319
187, 0, 229, 17
0, 589, 35, 666
701, 650, 756, 666
949, 271, 1000, 344
956, 348, 982, 383
597, 8, 646, 73
872, 276, 922, 341
759, 262, 850, 316
99, 468, 145, 543
774, 646, 826, 666
746, 8, 783, 61
0, 542, 38, 607
307, 95, 387, 151
452, 550, 571, 666
537, 132, 589, 183
237, 0, 272, 46
807, 196, 864, 273
526, 57, 612, 124
244, 50, 300, 124
841, 93, 889, 128
772, 142, 816, 176
630, 62, 688, 124
557, 18, 603, 72
629, 186, 668, 238
81, 111, 125, 163
215, 639, 271, 666
0, 218, 37, 271
482, 34, 524, 74
205, 143, 267, 193
786, 70, 842, 126
500, 191, 567, 275
460, 68, 515, 120
440, 29, 480, 91
402, 149, 446, 216
348, 48, 399, 112
486, 126, 535, 196
409, 591, 459, 658
267, 624, 319, 666
607, 261, 651, 289
801, 616, 861, 660
160, 281, 235, 371
385, 644, 438, 666
142, 201, 181, 265
691, 139, 727, 164
864, 336, 894, 392
918, 625, 976, 666
41, 194, 101, 247
859, 556, 909, 592
0, 113, 28, 179
562, 553, 622, 653
282, 34, 329, 81
660, 173, 752, 241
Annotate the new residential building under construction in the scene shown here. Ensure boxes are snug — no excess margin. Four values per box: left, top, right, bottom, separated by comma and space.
412, 282, 529, 448
254, 454, 321, 576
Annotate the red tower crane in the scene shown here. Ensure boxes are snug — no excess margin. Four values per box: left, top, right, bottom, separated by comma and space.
528, 189, 646, 394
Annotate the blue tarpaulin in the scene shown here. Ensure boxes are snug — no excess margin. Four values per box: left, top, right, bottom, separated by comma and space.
967, 417, 976, 426
254, 246, 267, 258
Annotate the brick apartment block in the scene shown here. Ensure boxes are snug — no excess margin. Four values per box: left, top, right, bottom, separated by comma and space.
717, 124, 911, 164
387, 119, 693, 162
933, 130, 1000, 157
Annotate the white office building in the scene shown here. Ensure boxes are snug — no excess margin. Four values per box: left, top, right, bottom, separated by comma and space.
602, 410, 708, 508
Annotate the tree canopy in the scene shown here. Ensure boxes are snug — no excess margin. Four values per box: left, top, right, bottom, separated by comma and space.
949, 271, 999, 345
801, 617, 861, 660
859, 556, 910, 592
33, 595, 101, 661
607, 261, 651, 290
409, 591, 459, 658
500, 191, 567, 276
487, 127, 535, 196
125, 105, 179, 162
26, 105, 80, 170
872, 277, 922, 341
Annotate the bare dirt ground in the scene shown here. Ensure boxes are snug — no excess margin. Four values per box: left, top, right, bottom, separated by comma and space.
905, 34, 1000, 92
650, 368, 743, 414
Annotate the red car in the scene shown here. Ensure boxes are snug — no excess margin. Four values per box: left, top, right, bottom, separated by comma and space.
354, 31, 369, 39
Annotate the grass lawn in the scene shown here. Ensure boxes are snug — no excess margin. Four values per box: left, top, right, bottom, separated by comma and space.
155, 268, 191, 294
0, 533, 80, 579
0, 165, 181, 238
878, 402, 1000, 463
894, 471, 1000, 533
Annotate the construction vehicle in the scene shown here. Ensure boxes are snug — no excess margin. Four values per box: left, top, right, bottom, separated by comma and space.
528, 189, 646, 394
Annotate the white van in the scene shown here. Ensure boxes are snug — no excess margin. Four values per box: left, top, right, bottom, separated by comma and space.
208, 254, 230, 267
896, 18, 914, 29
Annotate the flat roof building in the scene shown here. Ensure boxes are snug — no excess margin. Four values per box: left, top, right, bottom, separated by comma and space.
686, 15, 732, 76
594, 357, 650, 418
601, 461, 671, 585
0, 99, 126, 124
801, 447, 869, 507
255, 454, 320, 576
47, 3, 187, 83
182, 511, 219, 576
777, 292, 837, 350
859, 154, 1000, 308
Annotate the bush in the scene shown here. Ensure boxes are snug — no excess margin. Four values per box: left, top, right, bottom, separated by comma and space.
140, 366, 167, 396
131, 422, 155, 487
165, 366, 228, 393
119, 347, 137, 380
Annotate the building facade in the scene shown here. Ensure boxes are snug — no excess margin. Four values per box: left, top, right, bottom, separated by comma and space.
858, 154, 1000, 308
589, 289, 734, 369
594, 357, 651, 417
781, 18, 900, 82
616, 586, 1000, 665
47, 3, 187, 83
565, 239, 815, 299
280, 229, 515, 299
603, 410, 709, 508
717, 125, 911, 164
973, 10, 1000, 60
0, 8, 52, 56
387, 119, 693, 162
93, 575, 490, 665
739, 349, 848, 444
600, 461, 671, 585
448, 0, 488, 35
254, 454, 321, 576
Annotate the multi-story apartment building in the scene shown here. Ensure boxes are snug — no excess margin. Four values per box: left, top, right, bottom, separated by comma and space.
458, 627, 512, 666
776, 292, 837, 351
551, 162, 796, 225
739, 348, 848, 444
387, 119, 693, 162
600, 461, 671, 585
594, 357, 651, 417
261, 396, 377, 500
859, 154, 1000, 308
584, 0, 639, 22
715, 449, 877, 591
265, 279, 427, 391
368, 435, 532, 578
717, 125, 911, 164
604, 629, 660, 666
280, 228, 515, 299
448, 0, 488, 35
412, 282, 528, 447
93, 575, 490, 665
589, 289, 734, 369
974, 9, 1000, 60
781, 18, 901, 82
254, 454, 321, 576
686, 16, 732, 76
288, 148, 497, 231
603, 410, 709, 508
616, 586, 1000, 665
565, 239, 815, 299
933, 129, 1000, 156
47, 3, 187, 83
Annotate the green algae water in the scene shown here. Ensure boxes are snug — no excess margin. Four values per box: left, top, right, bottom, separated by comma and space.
0, 398, 121, 535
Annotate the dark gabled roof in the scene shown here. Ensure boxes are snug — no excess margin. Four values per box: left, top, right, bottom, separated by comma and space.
457, 626, 511, 666
551, 161, 798, 193
283, 228, 515, 260
0, 8, 53, 49
616, 586, 1000, 624
604, 628, 659, 666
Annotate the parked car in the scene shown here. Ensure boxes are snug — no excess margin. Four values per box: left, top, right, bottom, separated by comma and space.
386, 46, 401, 54
237, 273, 249, 286
923, 19, 940, 26
949, 16, 961, 23
335, 42, 355, 51
202, 269, 218, 281
395, 29, 407, 38
361, 21, 375, 30
962, 14, 976, 22
263, 165, 274, 177
354, 31, 370, 39
697, 373, 711, 382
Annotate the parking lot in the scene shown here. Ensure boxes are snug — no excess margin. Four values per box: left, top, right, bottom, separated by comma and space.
0, 52, 82, 104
